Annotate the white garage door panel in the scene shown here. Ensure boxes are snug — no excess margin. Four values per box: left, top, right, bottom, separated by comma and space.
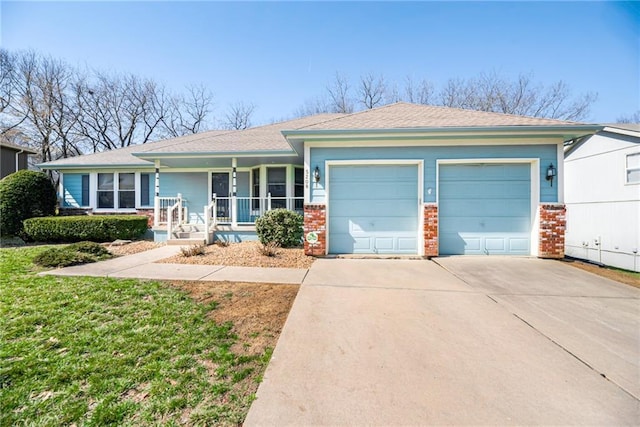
329, 164, 419, 254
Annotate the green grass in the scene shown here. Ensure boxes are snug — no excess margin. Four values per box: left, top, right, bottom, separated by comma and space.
0, 246, 268, 426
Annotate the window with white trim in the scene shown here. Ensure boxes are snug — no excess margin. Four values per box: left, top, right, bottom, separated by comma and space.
97, 173, 115, 208
97, 172, 137, 209
118, 173, 135, 208
627, 153, 640, 184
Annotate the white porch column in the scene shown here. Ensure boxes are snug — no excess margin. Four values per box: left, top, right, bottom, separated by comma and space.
231, 158, 238, 227
153, 160, 160, 227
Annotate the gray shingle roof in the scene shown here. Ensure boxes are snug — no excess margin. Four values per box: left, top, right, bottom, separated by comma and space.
40, 115, 343, 168
0, 140, 38, 154
296, 102, 580, 130
39, 129, 235, 167
39, 102, 595, 169
137, 114, 343, 155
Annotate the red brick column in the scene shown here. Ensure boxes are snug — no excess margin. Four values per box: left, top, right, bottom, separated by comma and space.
423, 204, 438, 257
304, 203, 326, 256
539, 204, 566, 259
136, 209, 155, 228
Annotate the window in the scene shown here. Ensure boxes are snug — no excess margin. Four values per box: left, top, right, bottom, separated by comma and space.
119, 173, 135, 208
294, 168, 304, 211
81, 175, 90, 206
140, 173, 151, 206
267, 167, 286, 208
252, 168, 260, 210
626, 153, 640, 184
97, 173, 114, 208
97, 172, 139, 209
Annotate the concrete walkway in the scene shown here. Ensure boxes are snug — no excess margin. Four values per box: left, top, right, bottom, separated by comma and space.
244, 258, 640, 426
40, 245, 308, 284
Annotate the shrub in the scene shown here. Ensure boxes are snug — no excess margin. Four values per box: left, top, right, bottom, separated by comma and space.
68, 241, 111, 257
255, 209, 303, 248
33, 246, 106, 268
23, 215, 148, 243
258, 242, 280, 257
0, 170, 57, 237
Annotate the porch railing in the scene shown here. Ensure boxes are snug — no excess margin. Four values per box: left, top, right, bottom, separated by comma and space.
156, 196, 188, 226
211, 193, 303, 226
160, 194, 188, 239
203, 197, 217, 244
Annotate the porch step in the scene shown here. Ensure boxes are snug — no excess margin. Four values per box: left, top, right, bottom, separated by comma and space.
167, 223, 212, 245
174, 231, 205, 239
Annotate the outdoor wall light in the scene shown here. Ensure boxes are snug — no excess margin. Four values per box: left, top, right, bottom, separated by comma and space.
314, 166, 321, 184
546, 163, 557, 187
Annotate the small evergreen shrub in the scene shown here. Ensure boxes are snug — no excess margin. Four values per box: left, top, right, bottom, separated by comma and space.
255, 209, 303, 248
33, 245, 109, 268
68, 241, 111, 257
0, 170, 57, 237
23, 215, 148, 243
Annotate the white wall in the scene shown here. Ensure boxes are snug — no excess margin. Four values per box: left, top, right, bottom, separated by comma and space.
564, 131, 640, 272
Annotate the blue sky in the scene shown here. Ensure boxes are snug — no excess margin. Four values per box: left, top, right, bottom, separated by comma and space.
2, 1, 638, 125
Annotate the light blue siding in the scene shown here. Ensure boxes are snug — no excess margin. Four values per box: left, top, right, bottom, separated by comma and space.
236, 172, 250, 197
329, 165, 419, 254
310, 145, 557, 204
439, 163, 531, 255
62, 173, 87, 207
159, 172, 208, 223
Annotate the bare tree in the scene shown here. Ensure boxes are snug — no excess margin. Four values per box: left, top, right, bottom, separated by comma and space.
161, 84, 214, 137
326, 72, 354, 114
5, 51, 82, 169
0, 49, 28, 134
75, 71, 166, 151
616, 111, 640, 123
293, 96, 332, 117
222, 101, 255, 130
438, 72, 596, 121
402, 76, 434, 105
358, 73, 386, 109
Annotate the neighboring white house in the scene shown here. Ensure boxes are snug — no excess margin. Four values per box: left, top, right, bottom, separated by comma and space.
564, 124, 640, 272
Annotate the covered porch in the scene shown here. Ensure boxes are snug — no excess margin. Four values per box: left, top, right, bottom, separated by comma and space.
148, 155, 307, 244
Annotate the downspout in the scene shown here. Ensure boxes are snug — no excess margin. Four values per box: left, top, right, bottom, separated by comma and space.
15, 149, 25, 173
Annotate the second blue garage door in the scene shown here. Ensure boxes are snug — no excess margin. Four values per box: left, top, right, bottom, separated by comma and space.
439, 163, 532, 255
328, 164, 419, 254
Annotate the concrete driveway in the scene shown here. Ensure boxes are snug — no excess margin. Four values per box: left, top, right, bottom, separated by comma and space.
245, 258, 639, 426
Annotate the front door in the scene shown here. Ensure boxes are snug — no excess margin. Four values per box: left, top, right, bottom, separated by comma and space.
212, 172, 230, 220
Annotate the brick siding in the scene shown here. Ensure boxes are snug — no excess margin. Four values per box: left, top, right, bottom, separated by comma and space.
538, 204, 566, 259
303, 203, 326, 256
423, 204, 439, 257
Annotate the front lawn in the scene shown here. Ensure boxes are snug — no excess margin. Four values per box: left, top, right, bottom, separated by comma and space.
0, 246, 276, 426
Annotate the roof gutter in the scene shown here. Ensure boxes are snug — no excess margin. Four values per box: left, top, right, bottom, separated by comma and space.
282, 124, 603, 138
37, 163, 152, 170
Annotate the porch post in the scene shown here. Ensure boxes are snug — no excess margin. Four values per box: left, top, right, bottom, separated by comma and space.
153, 160, 160, 227
231, 158, 238, 227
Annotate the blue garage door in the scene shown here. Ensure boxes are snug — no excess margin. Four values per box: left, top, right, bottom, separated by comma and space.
329, 164, 419, 254
439, 163, 531, 255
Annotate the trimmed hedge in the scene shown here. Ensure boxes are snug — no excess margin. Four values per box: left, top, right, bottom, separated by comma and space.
255, 208, 303, 248
23, 215, 148, 243
0, 170, 57, 237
